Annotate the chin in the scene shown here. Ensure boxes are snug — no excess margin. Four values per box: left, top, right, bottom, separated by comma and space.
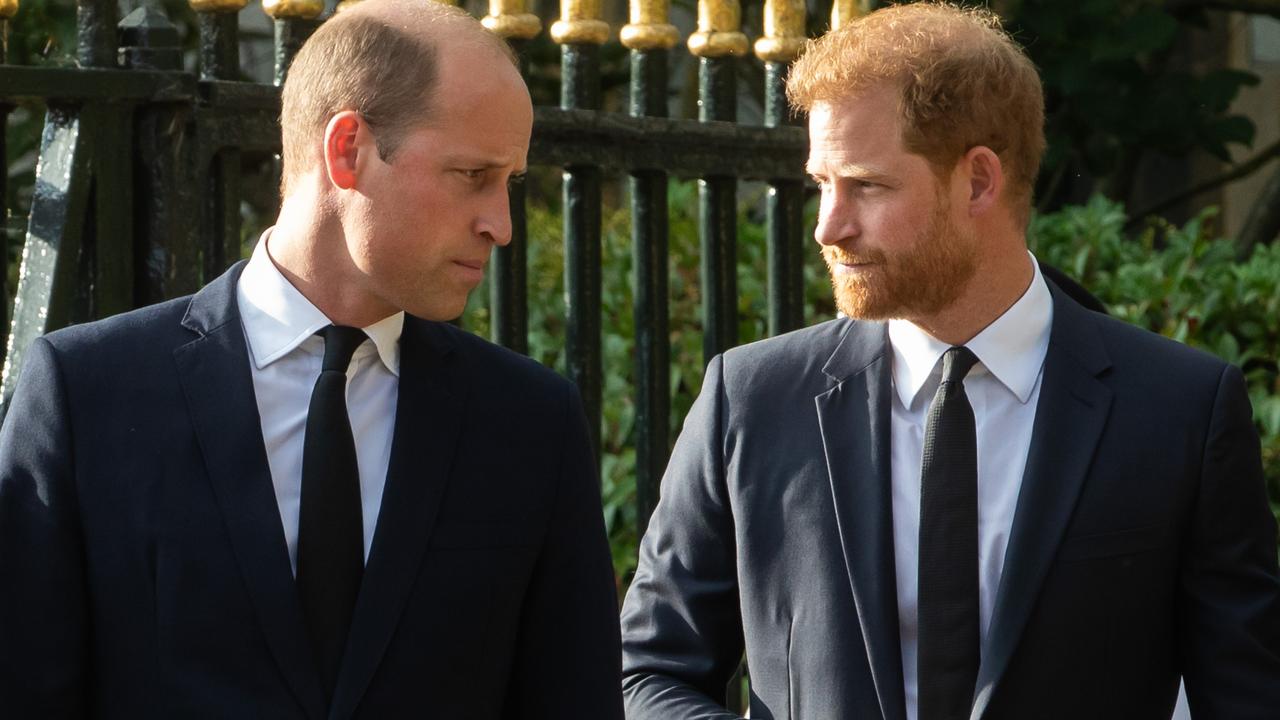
408, 296, 470, 322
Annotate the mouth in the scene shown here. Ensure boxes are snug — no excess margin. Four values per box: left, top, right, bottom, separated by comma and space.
830, 259, 879, 275
452, 259, 488, 283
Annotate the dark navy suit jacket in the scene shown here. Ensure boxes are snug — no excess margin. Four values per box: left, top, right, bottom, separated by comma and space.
621, 285, 1280, 719
0, 262, 623, 719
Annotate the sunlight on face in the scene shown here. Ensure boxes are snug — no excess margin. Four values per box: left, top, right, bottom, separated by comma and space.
808, 88, 979, 322
823, 191, 978, 320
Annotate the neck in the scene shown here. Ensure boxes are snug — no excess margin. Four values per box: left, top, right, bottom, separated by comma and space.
909, 246, 1034, 346
267, 185, 397, 328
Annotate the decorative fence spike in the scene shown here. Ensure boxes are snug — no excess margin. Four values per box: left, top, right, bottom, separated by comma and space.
551, 0, 609, 45
263, 0, 323, 20
620, 0, 678, 51
831, 0, 869, 31
189, 0, 248, 12
482, 0, 541, 40
754, 0, 804, 63
688, 0, 747, 58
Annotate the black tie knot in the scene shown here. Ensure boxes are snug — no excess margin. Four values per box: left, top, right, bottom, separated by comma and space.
318, 325, 367, 373
941, 346, 979, 385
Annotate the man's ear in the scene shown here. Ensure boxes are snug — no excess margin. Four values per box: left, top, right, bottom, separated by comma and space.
322, 111, 366, 190
960, 145, 1005, 218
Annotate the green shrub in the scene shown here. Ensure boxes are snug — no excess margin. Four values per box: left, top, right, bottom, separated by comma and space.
465, 188, 1280, 583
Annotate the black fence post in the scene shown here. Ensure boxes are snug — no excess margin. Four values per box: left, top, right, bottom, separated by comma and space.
86, 0, 134, 322
263, 0, 321, 236
756, 0, 806, 336
265, 0, 322, 87
193, 0, 246, 281
76, 0, 117, 68
551, 2, 608, 463
0, 2, 15, 357
689, 3, 749, 710
621, 3, 678, 537
482, 0, 542, 355
122, 6, 197, 306
689, 2, 746, 366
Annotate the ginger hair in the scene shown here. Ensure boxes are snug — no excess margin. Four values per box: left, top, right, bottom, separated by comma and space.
788, 2, 1045, 225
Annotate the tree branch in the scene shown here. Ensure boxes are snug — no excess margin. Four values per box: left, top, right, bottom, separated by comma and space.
1128, 137, 1280, 221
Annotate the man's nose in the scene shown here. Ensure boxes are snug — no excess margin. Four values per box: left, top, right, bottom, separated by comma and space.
814, 193, 857, 247
476, 186, 513, 246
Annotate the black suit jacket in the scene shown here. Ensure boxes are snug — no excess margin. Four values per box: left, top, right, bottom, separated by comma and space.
620, 285, 1280, 719
0, 262, 623, 719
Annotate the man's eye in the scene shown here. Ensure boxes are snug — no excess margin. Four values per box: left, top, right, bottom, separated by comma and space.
458, 169, 485, 180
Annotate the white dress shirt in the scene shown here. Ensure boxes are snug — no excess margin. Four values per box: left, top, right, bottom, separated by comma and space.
889, 255, 1053, 720
236, 231, 404, 574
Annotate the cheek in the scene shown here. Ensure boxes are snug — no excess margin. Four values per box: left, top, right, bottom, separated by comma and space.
346, 230, 382, 275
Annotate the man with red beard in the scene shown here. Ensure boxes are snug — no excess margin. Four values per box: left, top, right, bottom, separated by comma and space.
620, 4, 1280, 720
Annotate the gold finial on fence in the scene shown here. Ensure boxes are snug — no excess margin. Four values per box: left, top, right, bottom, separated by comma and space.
754, 0, 804, 63
263, 0, 324, 20
620, 0, 679, 51
550, 0, 609, 45
482, 0, 541, 40
189, 0, 247, 12
0, 0, 19, 20
687, 0, 747, 58
830, 0, 869, 31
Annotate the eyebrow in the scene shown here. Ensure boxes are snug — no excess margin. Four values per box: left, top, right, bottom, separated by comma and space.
806, 161, 898, 185
442, 153, 524, 171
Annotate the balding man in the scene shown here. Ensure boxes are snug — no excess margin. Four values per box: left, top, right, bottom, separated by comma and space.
0, 2, 622, 717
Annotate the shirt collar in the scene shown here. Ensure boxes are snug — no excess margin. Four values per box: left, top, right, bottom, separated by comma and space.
888, 252, 1053, 408
236, 228, 404, 376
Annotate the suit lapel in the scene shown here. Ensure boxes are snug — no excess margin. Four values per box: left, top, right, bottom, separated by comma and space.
816, 320, 908, 720
330, 318, 466, 720
971, 289, 1113, 719
172, 262, 327, 720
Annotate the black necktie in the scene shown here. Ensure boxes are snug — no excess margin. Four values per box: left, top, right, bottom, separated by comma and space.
917, 346, 982, 720
296, 325, 367, 701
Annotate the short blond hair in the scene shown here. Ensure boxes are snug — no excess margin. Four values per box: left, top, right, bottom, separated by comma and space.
279, 0, 514, 195
788, 3, 1045, 223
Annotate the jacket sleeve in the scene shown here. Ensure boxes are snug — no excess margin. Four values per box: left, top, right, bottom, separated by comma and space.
0, 337, 90, 717
1180, 363, 1280, 716
620, 354, 746, 720
501, 381, 623, 719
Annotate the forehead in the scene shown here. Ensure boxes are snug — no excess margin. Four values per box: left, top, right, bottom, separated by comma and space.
445, 46, 527, 115
806, 86, 909, 170
407, 48, 532, 161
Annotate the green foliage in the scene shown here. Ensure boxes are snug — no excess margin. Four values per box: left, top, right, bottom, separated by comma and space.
1029, 195, 1280, 524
